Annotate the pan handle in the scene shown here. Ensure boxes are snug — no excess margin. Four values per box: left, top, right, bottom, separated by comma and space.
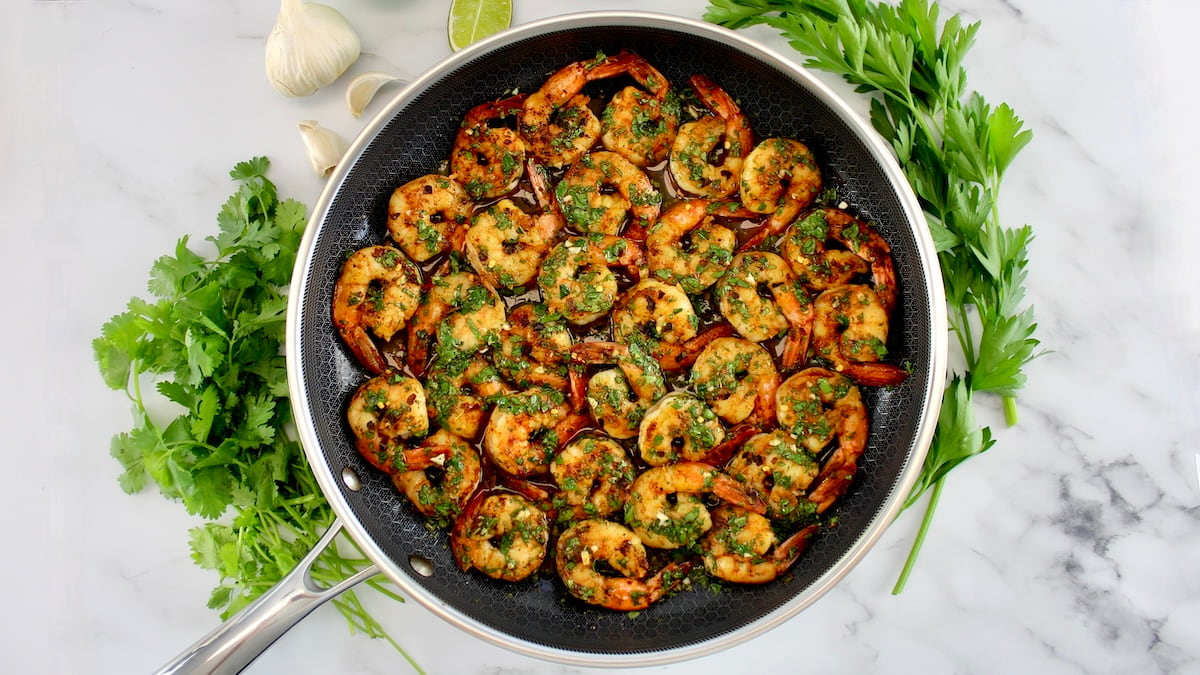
154, 517, 379, 675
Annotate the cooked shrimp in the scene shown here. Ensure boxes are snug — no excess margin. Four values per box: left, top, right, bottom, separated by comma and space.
450, 94, 527, 199
550, 435, 637, 521
781, 208, 870, 293
483, 388, 589, 477
464, 199, 562, 291
811, 284, 907, 386
637, 392, 726, 467
405, 271, 505, 376
714, 252, 814, 367
610, 279, 699, 361
333, 246, 423, 374
555, 150, 661, 239
494, 303, 574, 392
726, 430, 820, 523
701, 506, 818, 584
599, 52, 681, 167
645, 199, 749, 294
668, 74, 753, 199
557, 519, 689, 610
571, 340, 666, 440
625, 461, 766, 549
386, 175, 473, 263
519, 52, 639, 168
450, 492, 549, 582
688, 337, 779, 426
537, 235, 645, 325
740, 138, 822, 216
787, 208, 898, 315
346, 372, 445, 475
391, 429, 483, 523
776, 367, 868, 513
423, 356, 511, 440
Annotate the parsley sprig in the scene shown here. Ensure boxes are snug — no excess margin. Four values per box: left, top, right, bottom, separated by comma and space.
93, 158, 420, 671
704, 0, 1043, 592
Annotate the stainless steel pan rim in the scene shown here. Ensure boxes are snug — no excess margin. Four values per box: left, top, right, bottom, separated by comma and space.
285, 10, 947, 668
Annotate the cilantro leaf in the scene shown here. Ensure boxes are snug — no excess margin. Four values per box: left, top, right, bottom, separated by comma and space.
94, 157, 411, 658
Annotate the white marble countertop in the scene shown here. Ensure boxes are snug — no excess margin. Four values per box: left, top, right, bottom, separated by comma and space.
4, 0, 1198, 673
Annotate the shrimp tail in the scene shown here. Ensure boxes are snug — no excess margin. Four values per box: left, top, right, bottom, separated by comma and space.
339, 324, 389, 375
708, 469, 768, 515
656, 323, 736, 372
774, 524, 819, 568
702, 423, 758, 467
842, 362, 909, 387
807, 460, 858, 514
568, 366, 588, 413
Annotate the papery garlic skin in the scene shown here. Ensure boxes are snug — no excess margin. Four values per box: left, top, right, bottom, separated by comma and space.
266, 0, 361, 97
298, 120, 348, 178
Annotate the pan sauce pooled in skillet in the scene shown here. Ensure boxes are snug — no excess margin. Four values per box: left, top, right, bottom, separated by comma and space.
332, 49, 906, 610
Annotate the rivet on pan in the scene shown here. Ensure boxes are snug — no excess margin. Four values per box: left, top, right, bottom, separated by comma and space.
341, 466, 362, 492
409, 554, 435, 577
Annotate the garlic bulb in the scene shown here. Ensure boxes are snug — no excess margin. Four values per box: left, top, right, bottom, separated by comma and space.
298, 120, 348, 178
265, 0, 361, 97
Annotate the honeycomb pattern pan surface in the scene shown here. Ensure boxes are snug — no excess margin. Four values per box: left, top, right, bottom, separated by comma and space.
286, 12, 946, 667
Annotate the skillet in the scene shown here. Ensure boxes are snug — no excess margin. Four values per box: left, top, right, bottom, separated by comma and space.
159, 11, 947, 673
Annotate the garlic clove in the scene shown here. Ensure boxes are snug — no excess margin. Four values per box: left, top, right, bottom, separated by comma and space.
345, 71, 405, 118
265, 0, 362, 97
298, 120, 349, 178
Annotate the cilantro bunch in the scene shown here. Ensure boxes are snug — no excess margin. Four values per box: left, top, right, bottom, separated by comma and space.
704, 0, 1043, 591
93, 158, 418, 669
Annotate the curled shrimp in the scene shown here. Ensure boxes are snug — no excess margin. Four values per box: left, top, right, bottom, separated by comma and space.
391, 429, 483, 524
688, 337, 779, 426
785, 208, 898, 315
386, 175, 473, 263
668, 74, 753, 199
423, 356, 511, 440
701, 505, 818, 584
550, 434, 637, 522
346, 372, 447, 475
610, 279, 699, 361
637, 392, 726, 467
405, 271, 505, 377
781, 208, 870, 293
571, 340, 666, 440
645, 199, 749, 294
739, 138, 822, 217
520, 51, 644, 168
483, 388, 589, 477
463, 161, 564, 290
726, 430, 820, 523
776, 367, 868, 513
714, 252, 814, 368
333, 246, 423, 374
599, 51, 681, 167
555, 151, 661, 240
450, 94, 527, 199
624, 461, 765, 550
811, 284, 907, 386
494, 302, 575, 393
451, 492, 549, 582
556, 519, 690, 610
537, 234, 645, 325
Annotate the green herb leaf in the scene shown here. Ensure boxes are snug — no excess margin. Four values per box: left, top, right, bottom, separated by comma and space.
706, 0, 1042, 591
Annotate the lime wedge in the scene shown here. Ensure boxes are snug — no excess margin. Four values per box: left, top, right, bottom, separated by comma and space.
448, 0, 512, 51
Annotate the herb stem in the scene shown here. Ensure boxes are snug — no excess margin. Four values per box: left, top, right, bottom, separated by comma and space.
891, 475, 944, 595
1002, 395, 1019, 426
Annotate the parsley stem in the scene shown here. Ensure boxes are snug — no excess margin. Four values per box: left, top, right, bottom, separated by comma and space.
1002, 395, 1018, 426
891, 474, 945, 595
